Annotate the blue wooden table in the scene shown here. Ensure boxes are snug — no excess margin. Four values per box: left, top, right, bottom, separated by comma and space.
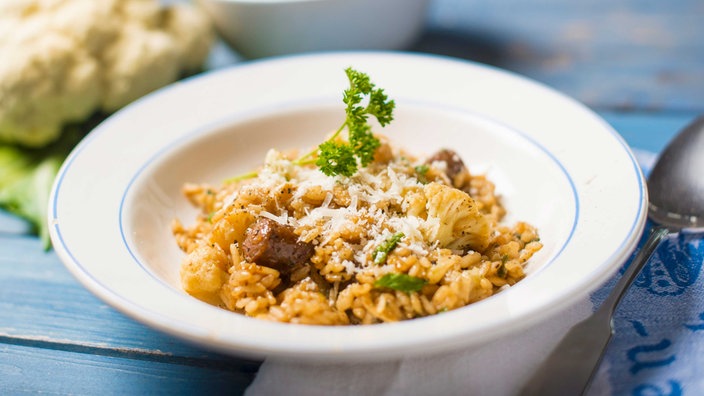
2, 1, 703, 394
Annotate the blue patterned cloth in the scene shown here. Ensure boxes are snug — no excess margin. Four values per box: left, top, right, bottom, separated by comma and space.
590, 150, 704, 395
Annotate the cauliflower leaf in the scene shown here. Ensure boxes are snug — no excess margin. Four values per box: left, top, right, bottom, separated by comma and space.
0, 119, 94, 249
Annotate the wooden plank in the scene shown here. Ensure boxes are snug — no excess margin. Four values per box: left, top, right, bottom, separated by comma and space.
0, 343, 254, 395
0, 235, 260, 370
415, 0, 704, 112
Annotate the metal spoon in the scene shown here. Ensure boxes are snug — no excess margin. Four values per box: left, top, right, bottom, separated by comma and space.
521, 116, 704, 395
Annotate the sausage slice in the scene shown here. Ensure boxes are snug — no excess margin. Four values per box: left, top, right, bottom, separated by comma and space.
241, 217, 314, 273
426, 149, 467, 182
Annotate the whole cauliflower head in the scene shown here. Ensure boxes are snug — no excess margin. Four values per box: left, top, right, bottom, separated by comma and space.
0, 0, 214, 147
420, 182, 491, 252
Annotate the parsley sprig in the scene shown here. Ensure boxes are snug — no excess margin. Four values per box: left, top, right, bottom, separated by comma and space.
227, 68, 395, 182
298, 68, 395, 177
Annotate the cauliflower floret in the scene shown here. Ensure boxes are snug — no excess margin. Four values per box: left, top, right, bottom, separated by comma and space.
180, 242, 229, 306
100, 24, 182, 111
161, 5, 217, 72
0, 34, 101, 146
420, 182, 491, 252
0, 0, 214, 147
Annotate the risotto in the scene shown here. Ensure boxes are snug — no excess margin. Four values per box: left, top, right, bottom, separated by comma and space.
172, 141, 542, 325
172, 67, 541, 325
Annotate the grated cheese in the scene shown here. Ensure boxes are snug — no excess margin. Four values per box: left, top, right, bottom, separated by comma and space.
247, 149, 460, 269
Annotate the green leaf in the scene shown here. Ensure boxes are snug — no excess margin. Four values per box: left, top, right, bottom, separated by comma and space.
414, 164, 429, 183
374, 273, 427, 293
365, 88, 394, 126
0, 113, 102, 249
0, 148, 62, 249
348, 123, 380, 167
316, 140, 357, 177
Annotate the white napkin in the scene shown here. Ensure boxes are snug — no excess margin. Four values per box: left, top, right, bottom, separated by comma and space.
245, 297, 610, 396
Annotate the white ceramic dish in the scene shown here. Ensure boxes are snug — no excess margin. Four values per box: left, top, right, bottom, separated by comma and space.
49, 52, 647, 361
195, 0, 430, 58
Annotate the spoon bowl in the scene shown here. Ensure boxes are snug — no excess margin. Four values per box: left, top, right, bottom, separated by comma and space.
522, 115, 704, 395
648, 116, 704, 229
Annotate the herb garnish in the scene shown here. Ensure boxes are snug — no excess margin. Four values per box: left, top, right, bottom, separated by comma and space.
414, 164, 429, 183
298, 67, 395, 177
373, 232, 405, 265
229, 68, 395, 182
497, 255, 509, 278
224, 170, 258, 184
374, 273, 427, 293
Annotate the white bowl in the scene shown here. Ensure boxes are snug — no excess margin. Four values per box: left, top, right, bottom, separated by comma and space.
49, 52, 647, 362
195, 0, 430, 58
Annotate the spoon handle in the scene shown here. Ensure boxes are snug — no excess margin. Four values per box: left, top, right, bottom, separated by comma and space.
597, 226, 669, 319
521, 226, 669, 396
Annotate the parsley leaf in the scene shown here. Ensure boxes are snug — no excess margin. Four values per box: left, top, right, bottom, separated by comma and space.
349, 123, 380, 167
374, 273, 427, 293
414, 164, 429, 183
316, 141, 358, 177
366, 88, 394, 126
